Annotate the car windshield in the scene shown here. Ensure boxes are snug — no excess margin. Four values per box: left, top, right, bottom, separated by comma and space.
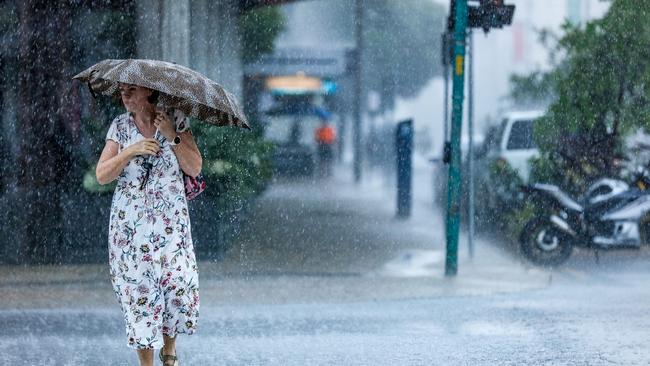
263, 114, 322, 146
506, 119, 537, 150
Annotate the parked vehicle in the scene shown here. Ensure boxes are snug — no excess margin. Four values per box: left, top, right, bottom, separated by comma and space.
263, 104, 332, 177
465, 110, 544, 222
519, 167, 650, 266
433, 110, 545, 229
481, 110, 543, 182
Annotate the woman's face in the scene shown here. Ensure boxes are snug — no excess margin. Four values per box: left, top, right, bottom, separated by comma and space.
119, 84, 153, 113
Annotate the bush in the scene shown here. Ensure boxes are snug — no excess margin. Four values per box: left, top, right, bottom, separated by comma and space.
487, 158, 524, 212
474, 159, 537, 246
192, 122, 274, 210
83, 164, 116, 194
503, 201, 537, 244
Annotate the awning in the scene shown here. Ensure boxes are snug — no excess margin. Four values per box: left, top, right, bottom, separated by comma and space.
240, 0, 300, 12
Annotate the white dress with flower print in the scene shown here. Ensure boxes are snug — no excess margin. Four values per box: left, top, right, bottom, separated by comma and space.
106, 111, 199, 350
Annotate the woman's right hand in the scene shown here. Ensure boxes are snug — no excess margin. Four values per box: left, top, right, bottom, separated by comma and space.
126, 138, 160, 157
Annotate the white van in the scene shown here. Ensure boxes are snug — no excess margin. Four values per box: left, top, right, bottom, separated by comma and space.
492, 110, 543, 182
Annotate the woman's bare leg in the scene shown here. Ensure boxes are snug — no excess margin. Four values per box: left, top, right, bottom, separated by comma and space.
136, 349, 154, 366
162, 335, 177, 356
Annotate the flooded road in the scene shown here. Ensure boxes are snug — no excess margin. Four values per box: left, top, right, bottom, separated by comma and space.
1, 168, 649, 365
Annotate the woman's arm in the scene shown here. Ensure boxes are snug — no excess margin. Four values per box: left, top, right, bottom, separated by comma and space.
96, 138, 160, 185
171, 132, 202, 178
153, 110, 202, 177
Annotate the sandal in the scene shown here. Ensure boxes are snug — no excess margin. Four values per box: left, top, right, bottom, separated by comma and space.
159, 348, 179, 366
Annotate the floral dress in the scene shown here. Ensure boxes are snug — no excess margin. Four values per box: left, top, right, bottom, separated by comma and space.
106, 111, 199, 350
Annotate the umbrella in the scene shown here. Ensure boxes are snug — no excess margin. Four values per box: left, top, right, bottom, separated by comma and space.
73, 58, 249, 129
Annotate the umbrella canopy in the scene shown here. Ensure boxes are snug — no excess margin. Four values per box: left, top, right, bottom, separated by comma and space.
73, 59, 249, 129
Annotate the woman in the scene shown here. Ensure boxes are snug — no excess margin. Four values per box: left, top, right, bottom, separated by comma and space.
96, 83, 202, 366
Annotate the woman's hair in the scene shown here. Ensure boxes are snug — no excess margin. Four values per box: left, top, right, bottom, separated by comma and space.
147, 90, 160, 105
113, 89, 160, 106
114, 84, 159, 107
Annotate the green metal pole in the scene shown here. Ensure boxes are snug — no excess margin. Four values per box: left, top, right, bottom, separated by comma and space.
353, 0, 363, 183
445, 0, 468, 277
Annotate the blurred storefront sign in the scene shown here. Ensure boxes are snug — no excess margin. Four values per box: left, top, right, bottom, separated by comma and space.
266, 74, 322, 94
265, 74, 337, 95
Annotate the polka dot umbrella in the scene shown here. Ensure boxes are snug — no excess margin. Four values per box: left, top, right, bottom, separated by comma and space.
73, 58, 249, 129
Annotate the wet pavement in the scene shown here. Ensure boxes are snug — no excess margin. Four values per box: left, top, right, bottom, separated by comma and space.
1, 162, 650, 365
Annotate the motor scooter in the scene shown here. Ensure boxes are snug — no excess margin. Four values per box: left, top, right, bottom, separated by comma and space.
519, 167, 650, 266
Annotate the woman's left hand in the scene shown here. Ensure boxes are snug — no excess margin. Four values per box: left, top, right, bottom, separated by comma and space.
153, 110, 176, 141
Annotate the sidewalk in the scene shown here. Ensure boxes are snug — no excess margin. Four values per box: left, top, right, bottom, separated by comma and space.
0, 160, 551, 310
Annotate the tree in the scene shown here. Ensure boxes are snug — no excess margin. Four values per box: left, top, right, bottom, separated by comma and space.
508, 70, 556, 109
512, 1, 650, 192
240, 5, 285, 129
240, 6, 285, 64
363, 0, 446, 112
508, 28, 562, 108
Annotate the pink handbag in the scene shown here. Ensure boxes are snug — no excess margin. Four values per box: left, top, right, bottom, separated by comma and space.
184, 173, 206, 200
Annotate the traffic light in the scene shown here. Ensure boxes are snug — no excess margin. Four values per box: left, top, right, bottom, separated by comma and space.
468, 0, 515, 33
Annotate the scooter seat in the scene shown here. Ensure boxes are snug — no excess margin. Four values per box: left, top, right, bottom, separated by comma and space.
532, 183, 584, 213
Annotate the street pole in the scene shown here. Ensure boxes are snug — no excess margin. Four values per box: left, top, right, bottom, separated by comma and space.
353, 0, 363, 183
443, 33, 450, 143
439, 33, 450, 209
445, 0, 468, 276
468, 29, 475, 259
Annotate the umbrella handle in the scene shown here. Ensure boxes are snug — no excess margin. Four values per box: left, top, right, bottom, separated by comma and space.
140, 129, 159, 191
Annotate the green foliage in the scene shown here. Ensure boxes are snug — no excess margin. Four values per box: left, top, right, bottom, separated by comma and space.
78, 118, 116, 195
192, 122, 274, 209
71, 7, 137, 71
512, 1, 650, 192
508, 27, 564, 106
487, 158, 524, 212
83, 164, 116, 194
480, 159, 535, 243
79, 100, 128, 195
508, 71, 557, 108
363, 0, 446, 110
240, 6, 285, 63
0, 2, 18, 53
529, 153, 561, 185
95, 10, 137, 58
502, 201, 537, 243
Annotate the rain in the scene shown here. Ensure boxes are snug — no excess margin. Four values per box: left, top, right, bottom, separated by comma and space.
1, 0, 650, 365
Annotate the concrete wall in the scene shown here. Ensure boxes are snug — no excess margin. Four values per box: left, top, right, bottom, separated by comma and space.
135, 0, 243, 99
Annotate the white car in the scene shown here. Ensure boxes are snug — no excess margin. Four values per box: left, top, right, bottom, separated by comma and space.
432, 110, 543, 210
490, 110, 543, 182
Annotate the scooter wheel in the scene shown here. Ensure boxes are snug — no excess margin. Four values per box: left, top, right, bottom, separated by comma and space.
520, 217, 573, 266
